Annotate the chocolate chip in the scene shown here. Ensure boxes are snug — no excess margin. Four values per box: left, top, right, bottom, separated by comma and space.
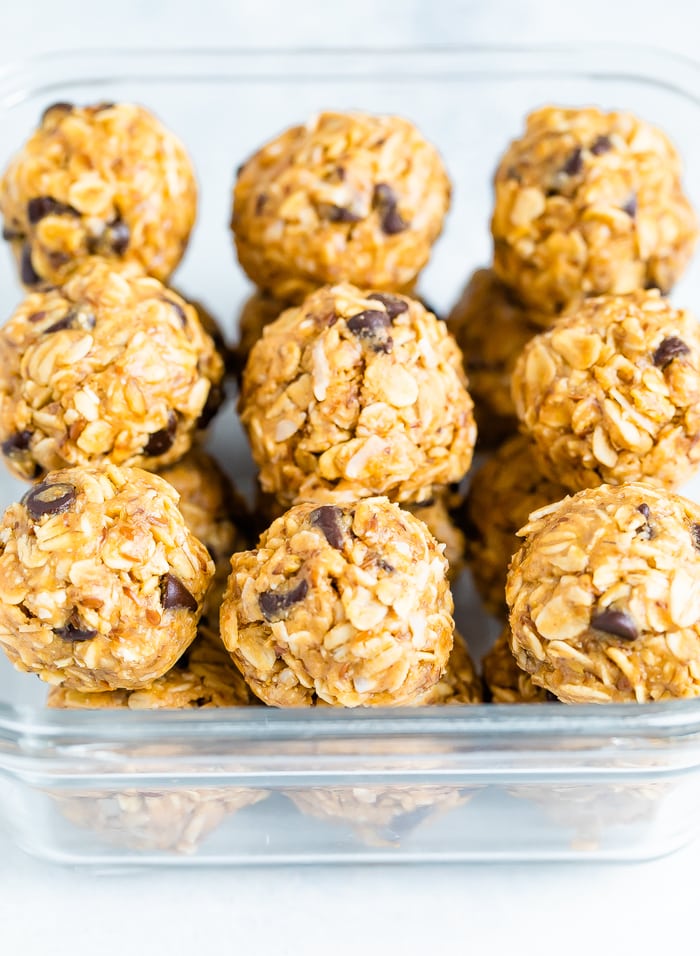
20, 245, 41, 286
377, 558, 395, 573
196, 383, 225, 430
367, 293, 408, 319
259, 579, 309, 622
691, 524, 700, 551
373, 183, 408, 235
23, 481, 76, 520
635, 502, 654, 539
161, 573, 198, 612
143, 412, 177, 456
310, 505, 345, 549
562, 148, 583, 176
317, 203, 362, 223
44, 307, 96, 334
2, 430, 32, 457
637, 503, 651, 520
2, 224, 24, 241
54, 615, 97, 642
622, 194, 637, 218
590, 135, 613, 156
591, 608, 638, 641
27, 196, 79, 224
41, 101, 73, 122
347, 309, 393, 352
162, 297, 187, 327
255, 194, 267, 215
108, 217, 130, 255
653, 336, 690, 368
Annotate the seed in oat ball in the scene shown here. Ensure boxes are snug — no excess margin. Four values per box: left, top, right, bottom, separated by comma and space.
221, 497, 454, 707
0, 463, 213, 692
511, 290, 700, 491
232, 111, 450, 303
240, 283, 475, 507
492, 105, 697, 313
0, 101, 197, 286
507, 482, 700, 702
0, 258, 225, 480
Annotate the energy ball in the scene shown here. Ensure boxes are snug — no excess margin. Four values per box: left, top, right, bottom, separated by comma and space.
0, 101, 197, 287
482, 628, 551, 703
0, 463, 213, 691
511, 290, 700, 491
220, 497, 454, 707
506, 482, 700, 703
492, 106, 697, 313
0, 258, 225, 480
447, 268, 557, 445
465, 434, 568, 617
232, 111, 450, 302
240, 284, 475, 506
156, 449, 248, 618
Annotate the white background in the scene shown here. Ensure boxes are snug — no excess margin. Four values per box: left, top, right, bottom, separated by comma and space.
2, 1, 699, 952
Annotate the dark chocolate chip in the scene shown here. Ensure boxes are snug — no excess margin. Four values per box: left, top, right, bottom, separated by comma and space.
41, 101, 73, 122
691, 523, 700, 551
622, 194, 637, 218
27, 196, 79, 224
653, 336, 690, 368
255, 194, 267, 215
259, 579, 309, 622
347, 309, 393, 352
20, 245, 41, 286
310, 505, 345, 550
22, 481, 76, 521
143, 412, 177, 456
591, 608, 638, 641
590, 135, 613, 156
2, 225, 24, 241
196, 383, 226, 430
162, 297, 187, 327
2, 430, 32, 457
44, 307, 96, 334
108, 218, 130, 255
635, 501, 654, 538
562, 148, 583, 176
377, 558, 395, 573
317, 203, 362, 223
161, 573, 198, 612
367, 293, 409, 320
54, 617, 97, 642
373, 183, 408, 235
637, 503, 651, 520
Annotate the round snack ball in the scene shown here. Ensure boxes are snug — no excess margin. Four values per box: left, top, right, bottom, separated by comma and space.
491, 106, 698, 314
447, 268, 557, 445
232, 111, 450, 302
0, 101, 197, 288
0, 258, 225, 480
220, 497, 454, 707
0, 463, 214, 691
482, 628, 551, 704
156, 449, 248, 619
507, 482, 700, 702
465, 434, 568, 616
47, 630, 254, 709
240, 284, 475, 506
512, 290, 700, 491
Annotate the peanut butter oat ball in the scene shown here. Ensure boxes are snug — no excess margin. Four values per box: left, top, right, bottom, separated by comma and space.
240, 284, 475, 506
511, 290, 700, 491
220, 497, 454, 707
0, 258, 225, 480
492, 106, 697, 313
465, 434, 568, 617
156, 449, 248, 619
0, 463, 213, 691
232, 111, 450, 302
447, 268, 557, 445
506, 482, 700, 702
0, 101, 197, 288
482, 628, 551, 703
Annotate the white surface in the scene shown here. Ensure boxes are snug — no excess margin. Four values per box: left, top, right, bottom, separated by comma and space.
2, 0, 699, 951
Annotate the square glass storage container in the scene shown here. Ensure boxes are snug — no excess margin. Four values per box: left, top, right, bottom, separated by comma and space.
2, 46, 700, 864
